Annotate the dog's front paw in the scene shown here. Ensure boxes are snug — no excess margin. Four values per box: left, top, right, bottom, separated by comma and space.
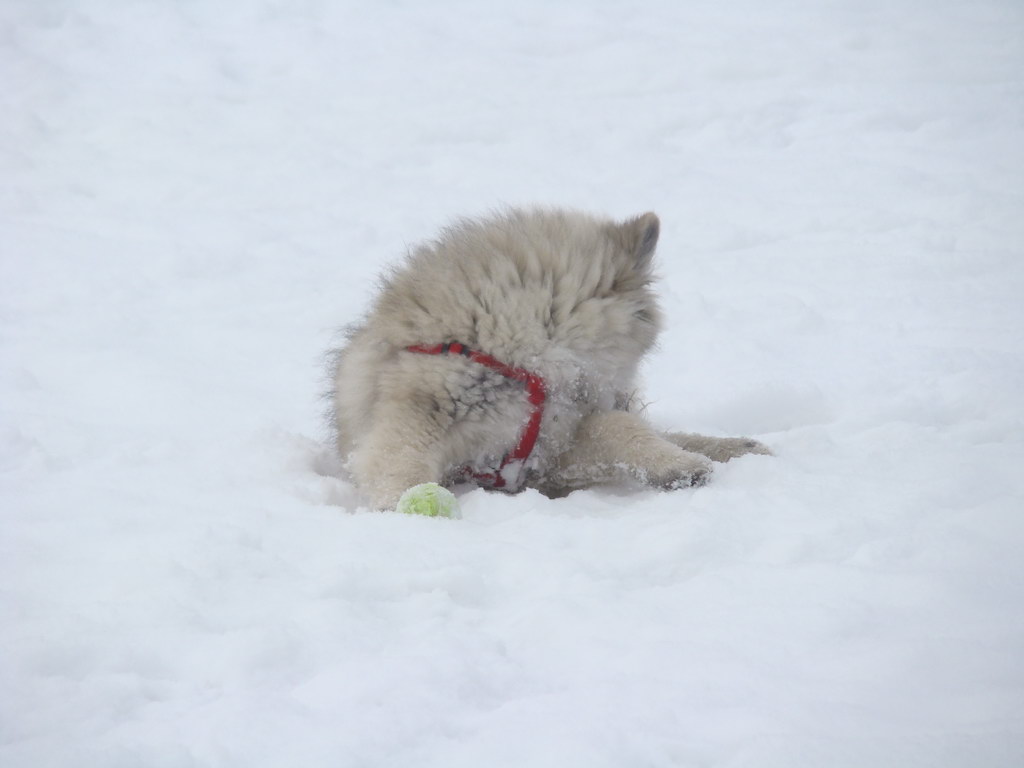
644, 451, 713, 490
712, 437, 772, 462
661, 432, 773, 463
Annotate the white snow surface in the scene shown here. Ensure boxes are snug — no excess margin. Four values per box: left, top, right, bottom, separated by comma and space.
3, 1, 1024, 766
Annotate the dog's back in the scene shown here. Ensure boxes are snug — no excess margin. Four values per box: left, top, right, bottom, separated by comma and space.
368, 208, 662, 365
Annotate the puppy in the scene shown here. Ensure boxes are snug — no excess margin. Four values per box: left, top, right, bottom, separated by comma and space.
330, 208, 768, 509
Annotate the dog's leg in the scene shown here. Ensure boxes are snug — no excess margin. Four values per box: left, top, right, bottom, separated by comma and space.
348, 399, 448, 510
549, 410, 712, 492
660, 432, 771, 462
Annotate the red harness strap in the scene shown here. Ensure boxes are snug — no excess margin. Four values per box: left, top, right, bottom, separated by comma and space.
406, 341, 546, 489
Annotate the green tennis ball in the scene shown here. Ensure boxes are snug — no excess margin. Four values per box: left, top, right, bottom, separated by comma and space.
396, 482, 460, 519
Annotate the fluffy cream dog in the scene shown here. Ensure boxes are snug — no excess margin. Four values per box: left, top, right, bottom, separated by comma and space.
330, 208, 768, 509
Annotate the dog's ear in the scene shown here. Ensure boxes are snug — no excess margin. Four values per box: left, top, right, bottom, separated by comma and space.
615, 212, 660, 269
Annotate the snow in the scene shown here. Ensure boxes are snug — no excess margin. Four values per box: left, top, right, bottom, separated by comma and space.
2, 0, 1023, 765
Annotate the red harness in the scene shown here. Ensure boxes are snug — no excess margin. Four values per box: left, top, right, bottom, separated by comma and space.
406, 341, 546, 489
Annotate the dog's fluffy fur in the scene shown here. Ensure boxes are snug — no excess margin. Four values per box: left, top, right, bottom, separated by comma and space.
330, 208, 768, 509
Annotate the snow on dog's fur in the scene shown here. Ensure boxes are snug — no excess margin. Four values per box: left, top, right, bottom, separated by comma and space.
330, 208, 768, 509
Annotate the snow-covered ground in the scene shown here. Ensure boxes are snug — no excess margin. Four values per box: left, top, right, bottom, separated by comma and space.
3, 1, 1023, 765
